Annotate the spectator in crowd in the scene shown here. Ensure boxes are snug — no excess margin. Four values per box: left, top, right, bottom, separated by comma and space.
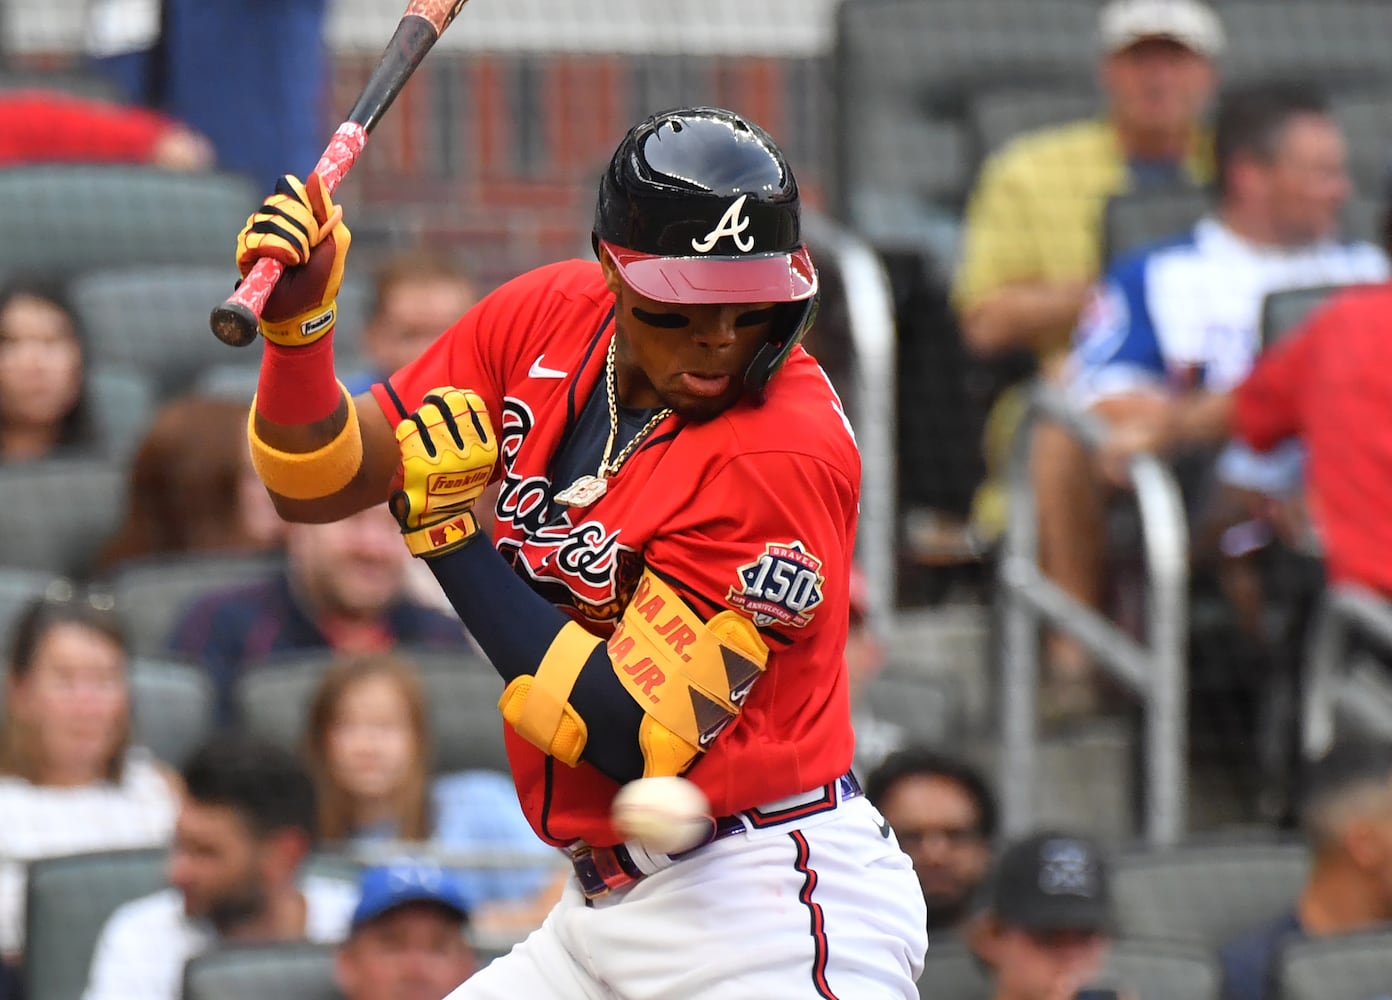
846, 565, 906, 773
86, 0, 329, 189
167, 504, 471, 723
83, 734, 358, 1000
344, 251, 479, 395
0, 279, 96, 463
0, 587, 180, 959
304, 653, 558, 914
1043, 80, 1386, 717
99, 395, 285, 571
867, 747, 997, 939
972, 831, 1125, 1000
336, 861, 478, 1000
0, 89, 213, 170
1218, 742, 1392, 1000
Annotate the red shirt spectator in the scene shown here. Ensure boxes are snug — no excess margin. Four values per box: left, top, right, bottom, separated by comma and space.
0, 90, 212, 170
1233, 284, 1392, 594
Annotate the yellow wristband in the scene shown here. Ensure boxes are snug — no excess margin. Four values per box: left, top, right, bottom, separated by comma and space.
247, 384, 362, 500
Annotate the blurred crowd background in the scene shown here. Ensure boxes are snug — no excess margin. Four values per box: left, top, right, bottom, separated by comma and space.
2, 0, 1392, 998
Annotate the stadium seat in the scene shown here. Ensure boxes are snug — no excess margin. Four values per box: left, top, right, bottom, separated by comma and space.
0, 70, 124, 101
68, 266, 369, 400
0, 458, 127, 579
862, 671, 962, 747
0, 567, 55, 657
129, 657, 216, 768
967, 88, 1101, 160
1100, 940, 1221, 1000
1259, 284, 1353, 348
181, 942, 338, 1000
23, 847, 166, 1000
1220, 3, 1392, 93
0, 166, 256, 276
1101, 185, 1210, 264
1111, 841, 1309, 949
105, 552, 286, 656
1331, 94, 1392, 195
1274, 928, 1392, 1000
234, 647, 507, 774
87, 365, 156, 459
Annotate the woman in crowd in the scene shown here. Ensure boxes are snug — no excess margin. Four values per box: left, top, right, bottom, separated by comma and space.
98, 394, 284, 570
0, 279, 95, 463
303, 653, 562, 928
0, 587, 180, 959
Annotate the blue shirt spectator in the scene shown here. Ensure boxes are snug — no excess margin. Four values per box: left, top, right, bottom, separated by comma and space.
1219, 909, 1303, 1000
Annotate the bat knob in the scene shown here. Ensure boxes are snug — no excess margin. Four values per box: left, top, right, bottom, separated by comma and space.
209, 303, 261, 348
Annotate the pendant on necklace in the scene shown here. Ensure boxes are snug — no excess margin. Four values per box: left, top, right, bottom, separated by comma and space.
553, 474, 608, 508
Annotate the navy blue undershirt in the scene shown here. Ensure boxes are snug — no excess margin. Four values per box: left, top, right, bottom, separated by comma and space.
422, 375, 659, 783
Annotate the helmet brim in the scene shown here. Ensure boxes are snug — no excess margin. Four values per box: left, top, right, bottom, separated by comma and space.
601, 242, 818, 305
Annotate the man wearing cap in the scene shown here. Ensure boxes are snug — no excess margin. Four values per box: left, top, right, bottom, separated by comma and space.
336, 862, 478, 1000
971, 831, 1124, 1000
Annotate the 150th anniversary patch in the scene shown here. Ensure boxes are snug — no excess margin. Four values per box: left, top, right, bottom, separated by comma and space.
727, 541, 825, 628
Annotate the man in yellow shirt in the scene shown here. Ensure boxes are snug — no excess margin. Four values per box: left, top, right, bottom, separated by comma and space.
954, 0, 1223, 715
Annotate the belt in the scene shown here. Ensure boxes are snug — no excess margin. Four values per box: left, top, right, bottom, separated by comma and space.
570, 771, 863, 901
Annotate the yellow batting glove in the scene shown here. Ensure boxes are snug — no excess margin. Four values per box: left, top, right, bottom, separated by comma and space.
235, 173, 351, 347
390, 387, 499, 559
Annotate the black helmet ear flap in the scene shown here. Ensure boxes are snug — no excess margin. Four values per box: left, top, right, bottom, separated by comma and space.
743, 293, 820, 401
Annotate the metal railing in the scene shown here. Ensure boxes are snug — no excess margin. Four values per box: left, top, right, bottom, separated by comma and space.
803, 211, 899, 642
996, 383, 1190, 846
1302, 584, 1392, 758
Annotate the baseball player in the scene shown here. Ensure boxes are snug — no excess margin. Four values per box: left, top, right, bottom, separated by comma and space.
237, 106, 927, 998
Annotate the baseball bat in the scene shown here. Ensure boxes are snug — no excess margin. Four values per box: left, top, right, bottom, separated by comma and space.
209, 0, 471, 348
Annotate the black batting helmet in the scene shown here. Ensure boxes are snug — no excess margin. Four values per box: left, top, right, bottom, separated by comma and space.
593, 106, 819, 397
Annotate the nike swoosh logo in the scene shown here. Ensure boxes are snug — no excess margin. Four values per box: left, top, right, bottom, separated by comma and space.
528, 355, 568, 379
879, 819, 893, 839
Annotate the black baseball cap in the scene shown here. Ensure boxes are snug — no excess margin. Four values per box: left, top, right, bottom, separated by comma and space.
989, 831, 1112, 933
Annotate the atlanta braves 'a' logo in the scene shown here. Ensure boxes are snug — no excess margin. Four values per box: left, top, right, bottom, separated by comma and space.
691, 194, 755, 254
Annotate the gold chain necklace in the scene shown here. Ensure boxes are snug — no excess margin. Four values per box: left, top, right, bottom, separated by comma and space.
553, 339, 672, 508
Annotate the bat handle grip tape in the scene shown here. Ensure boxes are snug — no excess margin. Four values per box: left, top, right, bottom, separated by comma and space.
210, 122, 370, 348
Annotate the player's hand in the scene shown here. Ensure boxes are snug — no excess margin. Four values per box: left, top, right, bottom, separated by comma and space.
235, 172, 351, 347
390, 387, 499, 559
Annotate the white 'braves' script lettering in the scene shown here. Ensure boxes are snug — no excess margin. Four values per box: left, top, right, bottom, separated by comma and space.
691, 194, 754, 253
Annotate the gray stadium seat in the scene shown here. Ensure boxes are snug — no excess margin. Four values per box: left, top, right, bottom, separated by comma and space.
0, 166, 255, 276
0, 567, 55, 657
0, 71, 124, 101
862, 671, 962, 747
1102, 185, 1210, 264
968, 89, 1101, 159
1100, 940, 1221, 1000
916, 942, 990, 1000
87, 365, 156, 460
182, 942, 338, 1000
24, 847, 167, 1000
1274, 928, 1392, 1000
1259, 284, 1352, 348
235, 648, 507, 774
1112, 841, 1309, 949
1331, 94, 1392, 195
0, 458, 126, 578
1220, 3, 1392, 93
129, 657, 216, 768
105, 552, 285, 656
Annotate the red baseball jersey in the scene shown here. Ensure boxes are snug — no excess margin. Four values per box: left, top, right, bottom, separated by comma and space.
372, 259, 860, 847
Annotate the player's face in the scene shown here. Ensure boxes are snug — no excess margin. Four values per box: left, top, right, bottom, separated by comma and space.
8, 622, 127, 784
1262, 114, 1350, 245
601, 257, 778, 422
1103, 39, 1214, 140
336, 904, 476, 1000
368, 277, 475, 378
327, 673, 419, 805
0, 293, 83, 446
879, 774, 991, 931
991, 926, 1108, 1000
168, 802, 268, 931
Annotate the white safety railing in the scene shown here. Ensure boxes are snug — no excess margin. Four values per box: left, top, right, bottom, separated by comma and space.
1302, 584, 1392, 757
803, 210, 899, 642
997, 383, 1190, 846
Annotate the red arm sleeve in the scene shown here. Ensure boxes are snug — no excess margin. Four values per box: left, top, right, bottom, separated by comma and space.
0, 91, 174, 166
1233, 314, 1324, 452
